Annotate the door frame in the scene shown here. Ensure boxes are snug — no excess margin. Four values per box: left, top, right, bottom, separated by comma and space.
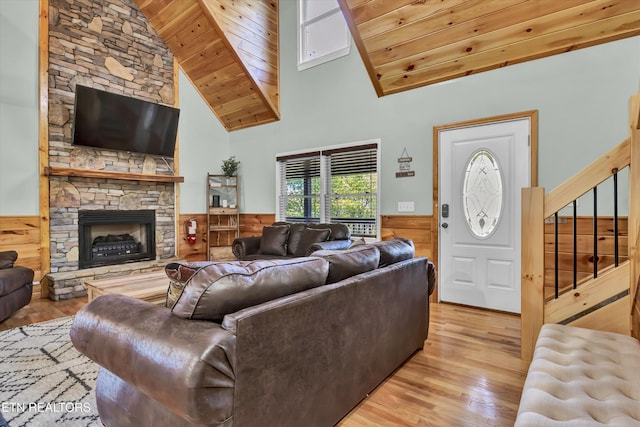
432, 110, 539, 303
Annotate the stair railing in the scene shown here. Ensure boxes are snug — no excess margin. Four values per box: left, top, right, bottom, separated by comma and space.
521, 93, 640, 361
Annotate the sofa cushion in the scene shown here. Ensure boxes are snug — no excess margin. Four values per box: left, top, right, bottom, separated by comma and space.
311, 245, 380, 284
371, 238, 415, 267
308, 223, 350, 241
0, 251, 18, 269
259, 225, 290, 256
294, 228, 331, 257
165, 262, 210, 309
0, 266, 34, 297
286, 223, 308, 256
171, 258, 329, 322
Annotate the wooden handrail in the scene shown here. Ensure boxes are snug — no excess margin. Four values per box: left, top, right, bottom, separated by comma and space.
544, 138, 630, 218
632, 93, 640, 130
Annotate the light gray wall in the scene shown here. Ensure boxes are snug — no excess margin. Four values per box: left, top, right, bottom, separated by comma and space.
230, 1, 640, 216
177, 70, 229, 213
0, 0, 39, 216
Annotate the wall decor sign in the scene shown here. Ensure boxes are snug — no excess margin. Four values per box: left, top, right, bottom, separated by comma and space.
396, 147, 415, 178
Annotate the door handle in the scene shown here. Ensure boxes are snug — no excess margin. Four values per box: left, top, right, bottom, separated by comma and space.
441, 222, 448, 229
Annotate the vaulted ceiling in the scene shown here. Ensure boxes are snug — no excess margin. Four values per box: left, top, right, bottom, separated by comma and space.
133, 0, 279, 131
134, 0, 640, 131
337, 0, 640, 96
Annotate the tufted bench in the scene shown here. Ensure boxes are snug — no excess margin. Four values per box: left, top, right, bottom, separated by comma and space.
515, 324, 640, 426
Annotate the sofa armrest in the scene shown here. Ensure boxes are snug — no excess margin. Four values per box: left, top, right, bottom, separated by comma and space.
232, 236, 261, 260
70, 294, 236, 424
308, 239, 351, 254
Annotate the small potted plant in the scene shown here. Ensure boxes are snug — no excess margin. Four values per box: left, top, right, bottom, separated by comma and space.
221, 156, 239, 177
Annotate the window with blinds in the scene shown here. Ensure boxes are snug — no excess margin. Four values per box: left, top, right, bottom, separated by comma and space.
276, 142, 379, 238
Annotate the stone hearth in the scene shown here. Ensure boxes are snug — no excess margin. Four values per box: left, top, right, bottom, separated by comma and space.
43, 258, 178, 301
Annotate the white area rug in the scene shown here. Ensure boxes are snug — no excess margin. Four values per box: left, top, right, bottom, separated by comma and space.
0, 317, 100, 427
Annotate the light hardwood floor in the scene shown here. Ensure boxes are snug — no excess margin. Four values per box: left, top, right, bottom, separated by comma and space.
1, 298, 528, 426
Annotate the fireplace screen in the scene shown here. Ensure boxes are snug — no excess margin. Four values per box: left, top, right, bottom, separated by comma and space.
78, 210, 155, 269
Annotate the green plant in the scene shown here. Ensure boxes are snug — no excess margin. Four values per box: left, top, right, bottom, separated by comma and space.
221, 156, 239, 176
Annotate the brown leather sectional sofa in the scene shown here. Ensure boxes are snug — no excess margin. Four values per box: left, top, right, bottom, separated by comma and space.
71, 239, 436, 427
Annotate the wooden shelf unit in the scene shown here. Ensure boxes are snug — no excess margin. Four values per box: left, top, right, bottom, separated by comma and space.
207, 174, 239, 261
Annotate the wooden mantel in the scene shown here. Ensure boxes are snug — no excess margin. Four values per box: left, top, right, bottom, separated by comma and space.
44, 166, 184, 183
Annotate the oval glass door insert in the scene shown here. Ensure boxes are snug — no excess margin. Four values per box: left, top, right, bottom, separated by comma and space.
462, 149, 503, 238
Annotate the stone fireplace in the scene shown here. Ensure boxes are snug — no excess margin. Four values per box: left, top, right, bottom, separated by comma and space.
44, 0, 178, 300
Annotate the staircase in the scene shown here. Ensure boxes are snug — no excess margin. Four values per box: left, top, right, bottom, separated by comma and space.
521, 92, 640, 361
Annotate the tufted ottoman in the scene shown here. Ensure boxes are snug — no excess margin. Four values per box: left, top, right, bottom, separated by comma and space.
515, 324, 640, 426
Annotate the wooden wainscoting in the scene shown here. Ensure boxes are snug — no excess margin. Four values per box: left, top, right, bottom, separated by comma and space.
177, 214, 208, 262
177, 213, 276, 261
381, 215, 433, 260
544, 216, 628, 300
239, 213, 275, 237
0, 216, 43, 299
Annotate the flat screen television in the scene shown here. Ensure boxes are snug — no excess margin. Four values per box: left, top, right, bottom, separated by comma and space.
72, 85, 180, 158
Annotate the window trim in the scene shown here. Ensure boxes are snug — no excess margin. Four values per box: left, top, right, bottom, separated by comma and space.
297, 0, 352, 71
275, 139, 381, 239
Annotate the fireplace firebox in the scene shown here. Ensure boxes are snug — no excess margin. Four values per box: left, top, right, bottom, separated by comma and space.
78, 210, 155, 269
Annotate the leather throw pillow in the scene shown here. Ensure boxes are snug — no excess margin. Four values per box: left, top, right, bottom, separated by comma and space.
259, 224, 290, 256
286, 223, 308, 256
294, 228, 331, 257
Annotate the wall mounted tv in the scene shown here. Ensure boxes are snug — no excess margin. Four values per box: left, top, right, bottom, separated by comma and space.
72, 85, 180, 158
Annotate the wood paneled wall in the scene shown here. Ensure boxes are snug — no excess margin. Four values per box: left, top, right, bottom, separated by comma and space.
177, 213, 276, 262
239, 213, 276, 237
380, 215, 433, 261
0, 216, 43, 298
177, 213, 208, 262
544, 216, 628, 300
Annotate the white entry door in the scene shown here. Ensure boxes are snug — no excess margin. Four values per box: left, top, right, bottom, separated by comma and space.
438, 118, 531, 313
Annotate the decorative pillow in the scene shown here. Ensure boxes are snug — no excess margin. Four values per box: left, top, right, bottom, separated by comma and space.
294, 228, 331, 257
259, 225, 290, 256
0, 251, 18, 269
164, 262, 210, 309
371, 238, 415, 267
171, 258, 329, 322
311, 245, 380, 283
286, 223, 308, 256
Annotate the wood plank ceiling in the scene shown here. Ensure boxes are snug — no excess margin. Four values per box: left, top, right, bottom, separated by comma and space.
133, 0, 279, 131
337, 0, 640, 97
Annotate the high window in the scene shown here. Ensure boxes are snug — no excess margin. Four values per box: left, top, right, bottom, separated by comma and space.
297, 0, 351, 71
276, 142, 379, 238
